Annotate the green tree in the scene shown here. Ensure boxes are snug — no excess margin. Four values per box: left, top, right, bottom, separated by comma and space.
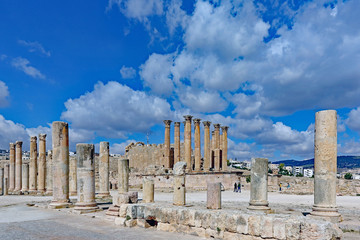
279, 163, 285, 170
268, 168, 273, 174
246, 176, 251, 183
344, 173, 353, 180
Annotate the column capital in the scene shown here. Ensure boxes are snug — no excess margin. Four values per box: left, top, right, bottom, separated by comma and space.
183, 115, 193, 122
174, 122, 180, 127
213, 123, 221, 130
15, 141, 23, 147
10, 142, 15, 149
31, 136, 37, 142
39, 133, 47, 141
193, 118, 201, 125
203, 121, 211, 127
221, 126, 229, 132
163, 120, 172, 126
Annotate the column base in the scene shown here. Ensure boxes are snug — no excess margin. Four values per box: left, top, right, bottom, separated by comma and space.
310, 205, 341, 222
28, 190, 38, 194
74, 203, 99, 213
45, 190, 53, 196
96, 192, 111, 198
69, 191, 77, 196
49, 200, 72, 209
248, 201, 271, 212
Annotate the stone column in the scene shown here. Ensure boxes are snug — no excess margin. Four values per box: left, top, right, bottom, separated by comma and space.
29, 136, 37, 193
50, 121, 71, 208
143, 177, 154, 203
163, 120, 172, 168
174, 122, 181, 165
311, 110, 340, 219
4, 178, 8, 195
248, 158, 270, 211
4, 163, 9, 190
203, 121, 211, 171
21, 163, 29, 192
207, 182, 221, 209
221, 126, 229, 171
173, 162, 186, 206
213, 124, 221, 171
69, 157, 77, 196
0, 168, 3, 195
9, 143, 15, 192
46, 150, 53, 194
184, 115, 193, 171
38, 134, 47, 193
98, 141, 110, 197
14, 141, 23, 192
193, 118, 201, 171
118, 159, 129, 193
74, 144, 98, 213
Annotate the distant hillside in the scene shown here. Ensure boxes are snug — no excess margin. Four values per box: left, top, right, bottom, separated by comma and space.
273, 156, 360, 169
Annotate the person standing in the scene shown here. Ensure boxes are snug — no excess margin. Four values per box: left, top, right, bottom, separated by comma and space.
234, 182, 237, 192
279, 183, 282, 191
238, 182, 241, 193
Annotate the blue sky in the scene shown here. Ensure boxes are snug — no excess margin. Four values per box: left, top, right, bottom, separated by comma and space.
1, 0, 360, 161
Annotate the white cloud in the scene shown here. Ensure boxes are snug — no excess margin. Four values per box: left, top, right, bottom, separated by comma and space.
165, 0, 189, 35
339, 140, 360, 156
107, 0, 163, 21
111, 139, 136, 154
18, 40, 51, 57
120, 65, 136, 79
0, 115, 29, 150
11, 57, 45, 79
0, 81, 9, 107
345, 107, 360, 132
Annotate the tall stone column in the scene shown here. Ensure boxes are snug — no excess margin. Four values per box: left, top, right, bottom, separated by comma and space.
69, 157, 77, 196
163, 120, 172, 168
221, 126, 229, 171
184, 115, 193, 171
203, 121, 211, 172
21, 163, 29, 192
0, 168, 3, 195
46, 150, 53, 194
248, 158, 270, 211
29, 136, 37, 193
213, 124, 221, 171
118, 159, 129, 193
4, 178, 8, 195
9, 143, 15, 192
4, 163, 9, 190
311, 110, 340, 219
74, 144, 98, 213
174, 122, 181, 164
14, 141, 23, 192
50, 121, 71, 208
143, 177, 154, 203
98, 141, 110, 197
38, 134, 47, 193
173, 162, 186, 206
193, 118, 201, 171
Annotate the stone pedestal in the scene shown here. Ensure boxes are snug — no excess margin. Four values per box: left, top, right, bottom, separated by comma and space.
9, 143, 15, 192
311, 110, 341, 220
248, 158, 271, 211
38, 134, 47, 193
74, 144, 99, 213
69, 157, 77, 196
98, 141, 110, 197
173, 161, 186, 206
29, 136, 37, 193
174, 122, 181, 165
46, 150, 53, 194
21, 163, 29, 192
203, 121, 211, 172
49, 121, 72, 208
14, 141, 23, 192
143, 178, 154, 203
194, 119, 201, 171
184, 115, 193, 171
221, 126, 229, 171
163, 120, 172, 168
207, 182, 221, 209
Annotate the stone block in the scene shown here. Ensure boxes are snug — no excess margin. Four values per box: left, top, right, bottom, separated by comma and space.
200, 211, 212, 229
115, 217, 126, 226
273, 218, 286, 240
189, 227, 206, 238
129, 191, 138, 203
236, 214, 249, 234
207, 182, 221, 209
205, 228, 223, 239
248, 215, 261, 236
223, 232, 241, 240
126, 205, 138, 219
137, 219, 151, 228
136, 205, 145, 219
125, 219, 137, 227
285, 219, 301, 240
261, 216, 274, 238
175, 224, 191, 234
119, 204, 128, 218
157, 222, 176, 232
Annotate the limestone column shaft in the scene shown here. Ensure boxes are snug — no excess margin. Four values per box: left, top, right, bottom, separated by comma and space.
174, 122, 181, 164
21, 163, 29, 192
4, 164, 9, 190
203, 121, 211, 171
46, 150, 53, 194
311, 110, 340, 218
214, 124, 221, 149
163, 120, 172, 168
207, 182, 221, 209
221, 126, 229, 171
9, 143, 15, 192
14, 141, 23, 192
98, 141, 110, 197
143, 178, 154, 203
50, 121, 71, 208
118, 159, 129, 193
74, 144, 98, 212
0, 168, 3, 195
38, 134, 47, 192
29, 136, 37, 192
193, 118, 201, 171
69, 157, 77, 196
184, 115, 193, 171
248, 158, 270, 211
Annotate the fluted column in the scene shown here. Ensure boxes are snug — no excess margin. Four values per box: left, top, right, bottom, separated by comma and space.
38, 134, 47, 193
221, 126, 229, 171
163, 120, 172, 168
174, 122, 181, 164
29, 136, 37, 193
21, 163, 29, 192
9, 143, 15, 192
311, 110, 340, 219
50, 121, 71, 208
203, 121, 211, 172
193, 118, 201, 171
98, 141, 110, 197
14, 141, 23, 192
184, 115, 193, 171
46, 150, 53, 194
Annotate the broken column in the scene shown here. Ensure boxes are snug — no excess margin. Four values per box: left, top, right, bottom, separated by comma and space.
163, 120, 172, 168
114, 159, 138, 205
213, 124, 221, 171
14, 141, 23, 192
4, 178, 8, 195
173, 161, 186, 206
0, 168, 3, 195
207, 182, 221, 209
184, 115, 193, 171
50, 121, 71, 208
29, 136, 37, 193
74, 144, 98, 213
143, 177, 154, 203
311, 110, 341, 219
9, 143, 15, 193
4, 163, 9, 191
69, 156, 77, 196
221, 126, 229, 171
38, 134, 47, 193
194, 118, 201, 171
248, 158, 270, 211
45, 150, 53, 194
174, 122, 181, 164
98, 141, 110, 197
21, 163, 29, 192
203, 121, 211, 172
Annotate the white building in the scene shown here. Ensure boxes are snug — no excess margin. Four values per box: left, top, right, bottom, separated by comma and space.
303, 168, 314, 178
293, 166, 304, 176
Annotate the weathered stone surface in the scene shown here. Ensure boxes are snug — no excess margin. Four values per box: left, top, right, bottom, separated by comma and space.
9, 143, 15, 192
221, 126, 228, 172
174, 122, 181, 165
98, 141, 110, 197
137, 219, 151, 228
163, 120, 172, 168
69, 156, 77, 196
207, 182, 221, 209
203, 121, 211, 171
173, 175, 185, 206
113, 192, 138, 206
183, 115, 192, 171
125, 219, 137, 227
157, 222, 176, 232
114, 217, 126, 226
21, 163, 29, 192
29, 136, 37, 192
248, 158, 270, 211
118, 159, 129, 193
173, 161, 187, 176
119, 204, 128, 217
193, 118, 201, 171
45, 150, 53, 194
142, 177, 154, 203
14, 141, 23, 192
38, 134, 47, 193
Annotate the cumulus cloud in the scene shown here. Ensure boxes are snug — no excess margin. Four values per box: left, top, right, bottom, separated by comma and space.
111, 139, 136, 154
345, 107, 360, 132
0, 81, 9, 107
107, 0, 163, 21
18, 40, 51, 57
120, 65, 136, 79
11, 57, 45, 79
339, 140, 360, 156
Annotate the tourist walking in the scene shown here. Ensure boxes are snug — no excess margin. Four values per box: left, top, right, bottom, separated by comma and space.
279, 183, 282, 191
234, 182, 237, 192
238, 182, 241, 193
